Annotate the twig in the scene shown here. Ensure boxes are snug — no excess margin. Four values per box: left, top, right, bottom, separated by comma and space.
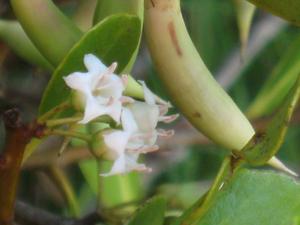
14, 201, 103, 225
0, 109, 30, 225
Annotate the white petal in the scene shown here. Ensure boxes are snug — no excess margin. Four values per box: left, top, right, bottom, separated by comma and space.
139, 80, 156, 105
79, 95, 108, 124
63, 72, 91, 94
106, 100, 122, 124
95, 74, 124, 99
125, 154, 149, 171
121, 108, 138, 133
101, 154, 126, 176
103, 130, 130, 155
84, 54, 107, 74
128, 102, 159, 132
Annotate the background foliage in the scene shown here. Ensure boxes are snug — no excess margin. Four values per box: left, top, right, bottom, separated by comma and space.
0, 0, 300, 224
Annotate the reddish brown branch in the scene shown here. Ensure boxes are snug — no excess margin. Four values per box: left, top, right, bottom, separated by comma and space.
0, 109, 43, 225
15, 201, 103, 225
0, 109, 29, 225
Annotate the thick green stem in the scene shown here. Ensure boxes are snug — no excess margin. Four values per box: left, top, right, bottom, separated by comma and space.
10, 0, 82, 66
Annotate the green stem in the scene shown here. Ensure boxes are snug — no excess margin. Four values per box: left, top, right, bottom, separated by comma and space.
46, 117, 82, 127
38, 101, 71, 123
49, 166, 80, 217
46, 129, 91, 142
179, 158, 232, 225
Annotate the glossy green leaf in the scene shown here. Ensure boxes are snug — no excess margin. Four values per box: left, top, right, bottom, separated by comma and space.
93, 0, 143, 24
241, 75, 300, 165
196, 169, 300, 225
93, 0, 144, 73
127, 196, 166, 225
39, 14, 141, 116
247, 34, 300, 118
247, 0, 300, 26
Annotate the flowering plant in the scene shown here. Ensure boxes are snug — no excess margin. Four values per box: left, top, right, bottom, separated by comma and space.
0, 0, 300, 225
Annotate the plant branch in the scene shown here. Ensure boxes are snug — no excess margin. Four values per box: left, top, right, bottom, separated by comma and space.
14, 201, 104, 225
0, 109, 31, 225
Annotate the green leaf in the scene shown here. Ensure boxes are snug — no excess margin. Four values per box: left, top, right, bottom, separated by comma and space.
241, 75, 300, 165
98, 161, 143, 208
93, 0, 144, 73
127, 196, 166, 225
247, 0, 300, 26
10, 0, 82, 66
247, 34, 300, 118
78, 159, 99, 195
196, 169, 300, 225
233, 0, 256, 55
0, 20, 53, 70
39, 14, 141, 116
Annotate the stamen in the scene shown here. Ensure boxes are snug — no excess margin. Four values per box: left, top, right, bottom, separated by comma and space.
157, 129, 175, 138
134, 166, 152, 173
121, 74, 129, 86
108, 62, 118, 74
120, 96, 135, 104
159, 104, 169, 116
127, 145, 159, 154
107, 96, 114, 106
159, 114, 179, 123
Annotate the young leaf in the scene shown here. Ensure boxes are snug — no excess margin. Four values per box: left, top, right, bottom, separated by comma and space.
0, 20, 53, 70
127, 196, 166, 225
247, 0, 300, 26
196, 169, 300, 225
10, 0, 82, 66
247, 35, 300, 118
93, 0, 144, 73
241, 75, 300, 165
38, 14, 141, 116
233, 0, 256, 56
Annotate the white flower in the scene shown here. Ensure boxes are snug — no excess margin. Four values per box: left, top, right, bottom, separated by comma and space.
63, 54, 125, 124
101, 83, 178, 176
101, 107, 156, 176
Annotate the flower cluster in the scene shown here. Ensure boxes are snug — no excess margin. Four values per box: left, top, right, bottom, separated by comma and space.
64, 54, 178, 176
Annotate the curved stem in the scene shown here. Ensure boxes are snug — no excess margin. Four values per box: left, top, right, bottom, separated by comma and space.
49, 166, 80, 217
45, 129, 91, 142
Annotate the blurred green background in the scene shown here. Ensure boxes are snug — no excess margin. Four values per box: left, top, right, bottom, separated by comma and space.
0, 0, 299, 220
